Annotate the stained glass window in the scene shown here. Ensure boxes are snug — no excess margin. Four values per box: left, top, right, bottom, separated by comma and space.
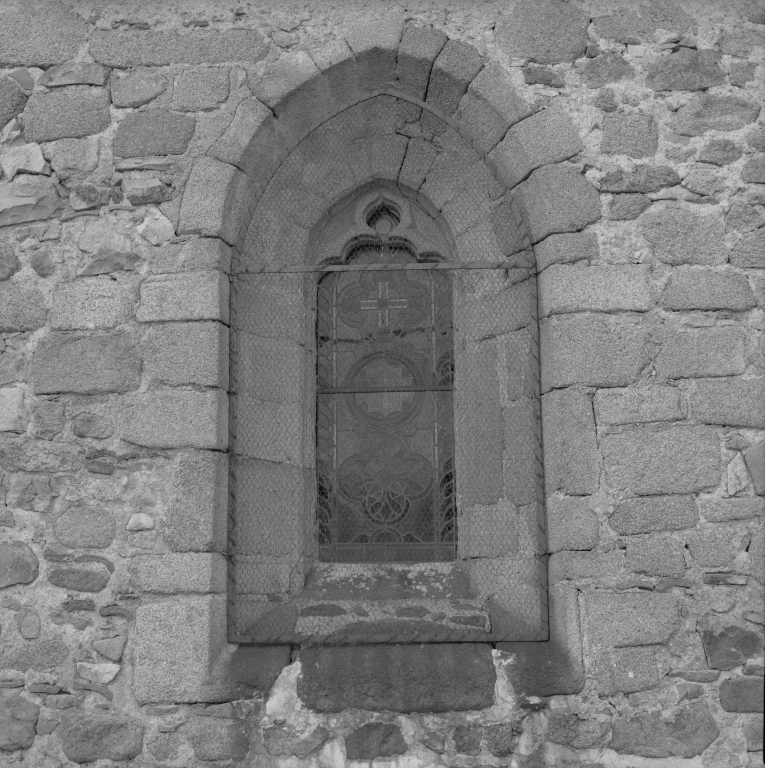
316, 242, 456, 563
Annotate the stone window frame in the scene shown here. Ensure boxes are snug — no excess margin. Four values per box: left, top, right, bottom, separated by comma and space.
153, 22, 602, 700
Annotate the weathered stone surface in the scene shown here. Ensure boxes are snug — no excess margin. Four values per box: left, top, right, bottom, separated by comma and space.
542, 390, 599, 496
113, 109, 196, 158
518, 165, 600, 243
610, 702, 719, 757
33, 332, 140, 395
602, 113, 658, 158
661, 268, 755, 310
164, 451, 227, 552
578, 52, 635, 88
90, 29, 269, 67
603, 426, 720, 495
137, 271, 229, 323
189, 717, 249, 761
595, 386, 682, 426
345, 724, 407, 760
51, 278, 133, 329
264, 726, 330, 758
702, 624, 764, 671
426, 39, 483, 116
396, 24, 447, 100
48, 567, 110, 593
592, 5, 695, 44
110, 69, 168, 107
647, 49, 724, 92
298, 644, 495, 712
0, 76, 27, 129
456, 62, 533, 153
731, 229, 765, 269
60, 711, 143, 764
671, 94, 761, 137
484, 723, 517, 756
720, 678, 765, 713
609, 193, 651, 220
584, 591, 680, 647
545, 497, 599, 552
540, 264, 652, 316
453, 725, 481, 755
0, 243, 20, 282
117, 390, 227, 450
24, 87, 110, 142
133, 595, 229, 703
0, 689, 39, 751
173, 67, 230, 111
691, 378, 765, 428
548, 549, 624, 584
54, 506, 115, 549
130, 553, 226, 593
640, 207, 726, 266
744, 718, 763, 752
626, 536, 686, 577
92, 635, 127, 662
744, 440, 765, 495
699, 139, 742, 166
523, 63, 564, 87
0, 349, 26, 387
610, 496, 697, 535
548, 713, 610, 749
121, 178, 171, 206
491, 104, 583, 187
71, 412, 113, 439
541, 314, 648, 391
0, 176, 62, 227
601, 165, 680, 193
0, 7, 88, 67
344, 9, 404, 92
143, 321, 227, 387
686, 528, 738, 569
726, 203, 764, 234
39, 62, 108, 88
596, 646, 660, 695
0, 438, 84, 473
535, 230, 598, 270
0, 541, 39, 588
655, 327, 745, 380
700, 497, 763, 523
1, 637, 69, 672
0, 388, 26, 433
743, 156, 765, 184
495, 0, 589, 64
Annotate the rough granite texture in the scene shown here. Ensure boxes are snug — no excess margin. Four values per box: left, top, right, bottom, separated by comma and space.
0, 2, 762, 767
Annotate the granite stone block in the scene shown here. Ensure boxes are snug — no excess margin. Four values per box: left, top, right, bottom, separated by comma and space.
137, 271, 229, 323
594, 386, 683, 425
172, 67, 230, 111
609, 496, 697, 535
655, 327, 745, 380
602, 113, 658, 158
426, 39, 483, 116
626, 536, 686, 577
50, 278, 133, 330
640, 207, 727, 266
396, 24, 447, 100
583, 591, 680, 647
534, 230, 598, 270
646, 49, 725, 91
24, 87, 110, 142
690, 378, 765, 428
548, 550, 625, 584
130, 553, 227, 593
661, 268, 755, 310
113, 109, 196, 158
0, 7, 88, 67
671, 94, 761, 136
545, 497, 599, 552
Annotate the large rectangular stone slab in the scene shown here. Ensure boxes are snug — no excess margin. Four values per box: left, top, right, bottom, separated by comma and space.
130, 553, 227, 593
655, 327, 746, 380
163, 451, 227, 553
541, 314, 648, 391
542, 390, 599, 496
539, 264, 652, 316
534, 230, 599, 271
33, 331, 140, 395
602, 425, 720, 495
133, 595, 230, 703
690, 377, 765, 428
594, 386, 683, 425
583, 591, 681, 648
50, 278, 133, 330
297, 644, 495, 713
545, 496, 599, 552
0, 7, 88, 67
117, 390, 227, 450
661, 268, 755, 310
609, 495, 697, 534
24, 87, 110, 142
90, 29, 269, 67
137, 272, 229, 323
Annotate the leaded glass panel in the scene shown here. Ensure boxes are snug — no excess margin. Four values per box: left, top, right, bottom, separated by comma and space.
316, 244, 456, 562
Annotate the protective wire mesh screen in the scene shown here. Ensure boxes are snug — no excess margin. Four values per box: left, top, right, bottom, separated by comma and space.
229, 261, 547, 644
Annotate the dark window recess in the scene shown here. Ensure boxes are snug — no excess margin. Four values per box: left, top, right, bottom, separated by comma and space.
316, 244, 456, 563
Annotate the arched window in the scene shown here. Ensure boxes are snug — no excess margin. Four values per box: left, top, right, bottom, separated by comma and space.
316, 205, 456, 563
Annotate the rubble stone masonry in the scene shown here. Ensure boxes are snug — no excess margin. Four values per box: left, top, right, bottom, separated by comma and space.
0, 0, 763, 766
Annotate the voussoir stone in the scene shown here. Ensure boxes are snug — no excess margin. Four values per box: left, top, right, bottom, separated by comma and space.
24, 87, 111, 143
61, 711, 144, 764
396, 24, 447, 100
90, 29, 269, 67
640, 207, 726, 266
609, 702, 719, 758
33, 331, 140, 395
345, 724, 407, 760
647, 49, 725, 92
54, 506, 116, 549
298, 644, 495, 712
113, 109, 196, 158
0, 541, 39, 588
495, 0, 589, 64
671, 94, 761, 137
426, 38, 484, 117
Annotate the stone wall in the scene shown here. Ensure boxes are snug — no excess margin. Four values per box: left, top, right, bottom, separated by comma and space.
0, 0, 763, 766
